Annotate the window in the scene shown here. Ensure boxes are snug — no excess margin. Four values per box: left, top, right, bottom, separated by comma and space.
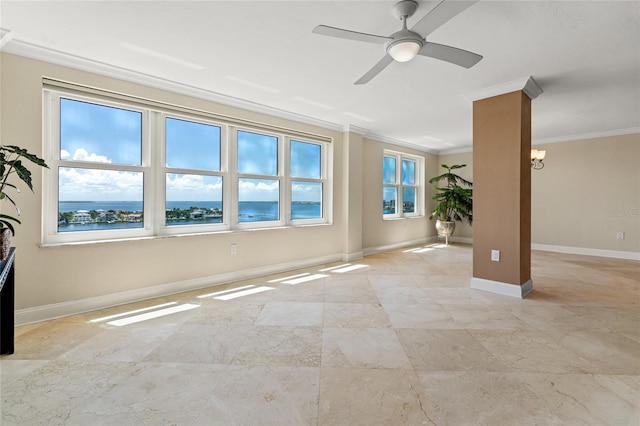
290, 140, 323, 220
165, 117, 223, 229
382, 150, 423, 219
43, 85, 331, 244
56, 98, 147, 239
236, 130, 280, 225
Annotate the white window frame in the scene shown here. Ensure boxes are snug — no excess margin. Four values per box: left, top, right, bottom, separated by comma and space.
160, 112, 228, 236
232, 126, 284, 230
42, 86, 332, 245
287, 137, 328, 226
382, 149, 424, 220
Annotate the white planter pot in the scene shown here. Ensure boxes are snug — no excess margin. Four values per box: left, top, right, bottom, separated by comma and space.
435, 220, 456, 245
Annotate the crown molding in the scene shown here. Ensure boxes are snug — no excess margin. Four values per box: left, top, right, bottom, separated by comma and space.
0, 28, 13, 49
362, 131, 440, 155
2, 38, 345, 133
463, 76, 543, 102
343, 124, 369, 136
438, 146, 473, 155
532, 127, 640, 145
2, 38, 442, 154
437, 127, 639, 155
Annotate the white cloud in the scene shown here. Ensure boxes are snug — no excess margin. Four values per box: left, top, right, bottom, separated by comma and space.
59, 167, 142, 201
239, 178, 278, 201
166, 173, 222, 201
71, 148, 112, 163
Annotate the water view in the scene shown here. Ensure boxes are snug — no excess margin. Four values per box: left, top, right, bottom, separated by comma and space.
58, 201, 321, 232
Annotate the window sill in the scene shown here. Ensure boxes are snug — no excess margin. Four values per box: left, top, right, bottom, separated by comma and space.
39, 222, 333, 248
383, 215, 425, 221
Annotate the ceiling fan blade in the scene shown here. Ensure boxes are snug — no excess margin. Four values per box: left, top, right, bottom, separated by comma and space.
355, 55, 394, 85
410, 0, 478, 38
418, 42, 482, 68
312, 25, 391, 45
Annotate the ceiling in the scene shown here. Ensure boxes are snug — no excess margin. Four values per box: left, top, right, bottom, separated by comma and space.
1, 0, 639, 152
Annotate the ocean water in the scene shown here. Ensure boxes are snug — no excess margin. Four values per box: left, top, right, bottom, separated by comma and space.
58, 201, 321, 232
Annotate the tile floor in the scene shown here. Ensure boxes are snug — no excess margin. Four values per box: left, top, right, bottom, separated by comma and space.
1, 243, 639, 425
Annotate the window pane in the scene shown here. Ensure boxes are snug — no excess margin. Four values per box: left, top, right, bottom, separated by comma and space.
403, 187, 416, 213
291, 140, 321, 179
383, 156, 396, 184
292, 181, 322, 219
60, 98, 142, 166
238, 178, 279, 222
402, 159, 416, 186
383, 186, 397, 215
165, 173, 222, 226
166, 118, 221, 171
238, 130, 277, 175
58, 167, 143, 231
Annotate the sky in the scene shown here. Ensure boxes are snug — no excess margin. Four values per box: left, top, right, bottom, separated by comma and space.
59, 98, 322, 203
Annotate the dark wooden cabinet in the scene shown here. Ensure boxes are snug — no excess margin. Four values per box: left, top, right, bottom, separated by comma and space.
0, 248, 15, 355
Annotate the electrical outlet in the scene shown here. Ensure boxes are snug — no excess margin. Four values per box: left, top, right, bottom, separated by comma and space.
491, 250, 500, 262
617, 232, 625, 240
230, 244, 237, 255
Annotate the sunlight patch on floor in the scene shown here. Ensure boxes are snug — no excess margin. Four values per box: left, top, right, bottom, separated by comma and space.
331, 264, 369, 273
268, 273, 310, 283
89, 302, 179, 323
282, 274, 328, 285
106, 303, 200, 326
211, 286, 274, 301
319, 264, 351, 272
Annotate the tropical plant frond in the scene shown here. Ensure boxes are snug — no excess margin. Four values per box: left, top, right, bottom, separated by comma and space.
0, 145, 49, 237
1, 192, 18, 209
428, 164, 473, 225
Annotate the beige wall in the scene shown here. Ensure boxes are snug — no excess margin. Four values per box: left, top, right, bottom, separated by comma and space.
2, 53, 352, 312
439, 133, 640, 254
2, 51, 638, 320
361, 138, 436, 251
531, 133, 639, 253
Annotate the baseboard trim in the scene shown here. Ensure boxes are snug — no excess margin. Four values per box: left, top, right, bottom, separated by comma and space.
342, 251, 364, 261
363, 237, 434, 256
470, 277, 533, 299
448, 236, 473, 244
532, 244, 640, 261
15, 253, 343, 326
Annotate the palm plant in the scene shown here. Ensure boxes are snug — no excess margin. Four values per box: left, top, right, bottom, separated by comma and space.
0, 145, 49, 236
429, 163, 473, 224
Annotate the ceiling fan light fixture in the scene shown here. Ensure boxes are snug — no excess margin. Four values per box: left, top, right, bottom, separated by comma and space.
387, 39, 422, 62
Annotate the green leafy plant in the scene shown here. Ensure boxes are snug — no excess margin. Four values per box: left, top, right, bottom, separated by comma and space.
429, 163, 473, 224
0, 145, 49, 235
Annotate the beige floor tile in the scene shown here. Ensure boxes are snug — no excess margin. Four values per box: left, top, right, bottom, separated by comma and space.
196, 365, 320, 425
556, 331, 640, 374
231, 326, 322, 367
383, 302, 456, 329
322, 302, 391, 328
523, 373, 640, 426
255, 301, 323, 326
319, 367, 436, 425
321, 327, 411, 369
1, 360, 136, 425
444, 304, 531, 330
3, 245, 638, 425
471, 330, 598, 374
417, 371, 565, 425
323, 280, 380, 303
397, 328, 506, 372
144, 323, 253, 364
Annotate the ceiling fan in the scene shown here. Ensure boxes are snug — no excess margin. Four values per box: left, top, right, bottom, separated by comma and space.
312, 0, 483, 84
